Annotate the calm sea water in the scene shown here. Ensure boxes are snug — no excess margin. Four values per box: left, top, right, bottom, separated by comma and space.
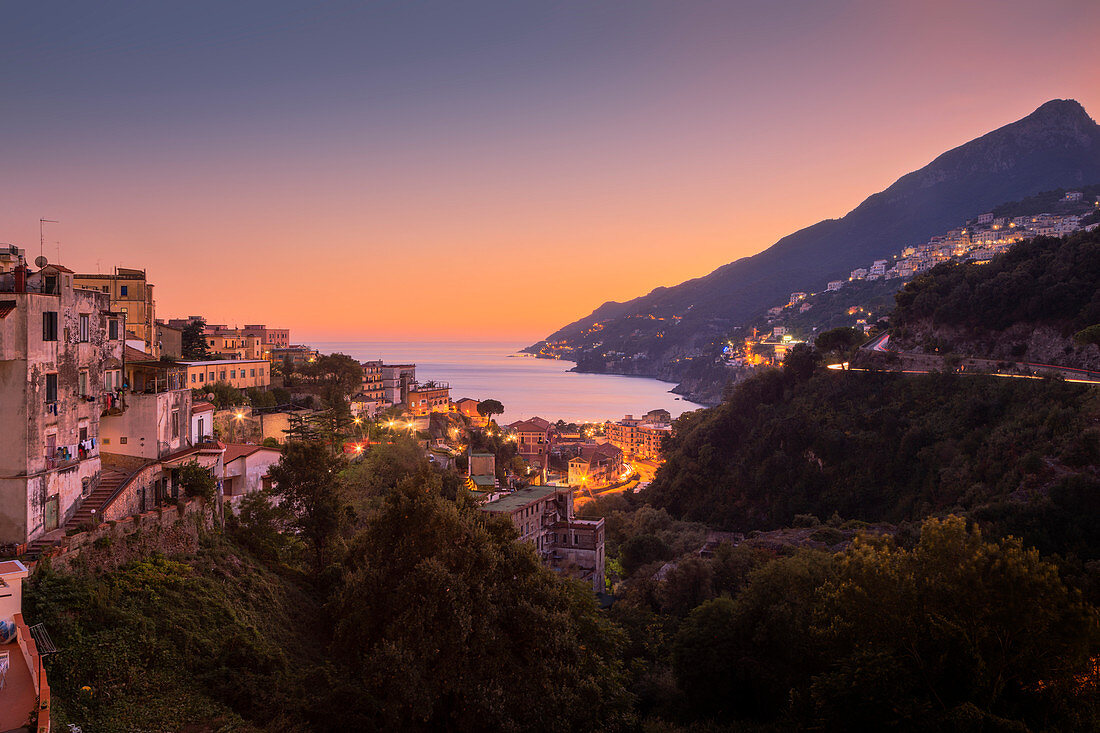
312, 341, 703, 424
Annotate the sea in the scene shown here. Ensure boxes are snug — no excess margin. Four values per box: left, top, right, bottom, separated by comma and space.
312, 341, 704, 424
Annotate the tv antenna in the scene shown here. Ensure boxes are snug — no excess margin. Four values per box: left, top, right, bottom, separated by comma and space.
39, 218, 58, 259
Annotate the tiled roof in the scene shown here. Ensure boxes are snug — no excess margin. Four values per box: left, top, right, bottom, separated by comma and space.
222, 443, 280, 464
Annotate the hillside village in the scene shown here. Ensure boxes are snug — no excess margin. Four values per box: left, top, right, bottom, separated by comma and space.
726, 188, 1100, 368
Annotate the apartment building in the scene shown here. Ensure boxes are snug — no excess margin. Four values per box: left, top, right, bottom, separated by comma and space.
241, 324, 290, 351
480, 485, 606, 592
155, 320, 183, 358
180, 359, 270, 389
270, 345, 319, 368
73, 267, 157, 355
99, 349, 193, 460
382, 363, 416, 405
360, 360, 385, 401
606, 411, 672, 461
204, 328, 263, 360
507, 417, 555, 473
0, 259, 124, 545
406, 381, 451, 417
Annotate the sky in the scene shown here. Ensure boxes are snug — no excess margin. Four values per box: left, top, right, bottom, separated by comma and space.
1, 0, 1098, 342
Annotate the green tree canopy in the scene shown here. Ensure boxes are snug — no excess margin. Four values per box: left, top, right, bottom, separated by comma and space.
181, 318, 211, 359
815, 326, 866, 354
812, 516, 1099, 729
266, 441, 346, 570
477, 398, 504, 424
325, 480, 634, 731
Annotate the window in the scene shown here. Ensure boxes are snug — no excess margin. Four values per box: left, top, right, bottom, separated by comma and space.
191, 373, 197, 383
171, 409, 180, 438
78, 369, 88, 397
250, 369, 256, 377
42, 311, 58, 341
79, 313, 89, 342
108, 319, 119, 339
120, 285, 128, 297
230, 370, 236, 378
219, 370, 226, 380
45, 373, 58, 403
198, 373, 204, 382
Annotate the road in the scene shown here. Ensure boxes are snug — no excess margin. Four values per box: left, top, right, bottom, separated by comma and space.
573, 458, 662, 507
834, 334, 1100, 385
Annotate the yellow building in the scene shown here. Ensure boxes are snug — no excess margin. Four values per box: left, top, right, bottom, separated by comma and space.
406, 381, 451, 416
204, 329, 263, 360
180, 359, 270, 389
74, 267, 156, 354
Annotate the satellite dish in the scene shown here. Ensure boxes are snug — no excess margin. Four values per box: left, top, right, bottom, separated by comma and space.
34, 255, 48, 268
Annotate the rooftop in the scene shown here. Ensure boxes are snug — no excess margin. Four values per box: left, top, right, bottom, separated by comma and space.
179, 359, 268, 366
222, 443, 281, 464
481, 485, 562, 513
0, 637, 35, 731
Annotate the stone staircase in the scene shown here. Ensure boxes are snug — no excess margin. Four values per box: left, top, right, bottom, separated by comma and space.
65, 469, 129, 529
19, 468, 136, 559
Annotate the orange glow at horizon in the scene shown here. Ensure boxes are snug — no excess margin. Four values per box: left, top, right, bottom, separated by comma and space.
1, 1, 1098, 342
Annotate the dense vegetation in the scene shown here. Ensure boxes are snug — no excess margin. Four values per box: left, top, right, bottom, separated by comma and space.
27, 440, 633, 732
646, 362, 1100, 556
894, 229, 1100, 334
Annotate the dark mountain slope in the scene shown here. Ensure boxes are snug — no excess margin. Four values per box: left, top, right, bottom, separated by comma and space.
534, 100, 1100, 374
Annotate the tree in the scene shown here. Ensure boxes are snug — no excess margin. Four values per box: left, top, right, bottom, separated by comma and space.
181, 318, 211, 359
782, 342, 819, 381
477, 398, 504, 425
619, 534, 672, 575
314, 353, 363, 403
672, 551, 835, 721
323, 479, 634, 731
266, 441, 346, 571
815, 326, 866, 355
812, 517, 1099, 729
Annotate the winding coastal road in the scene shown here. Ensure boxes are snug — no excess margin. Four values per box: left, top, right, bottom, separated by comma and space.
827, 333, 1100, 386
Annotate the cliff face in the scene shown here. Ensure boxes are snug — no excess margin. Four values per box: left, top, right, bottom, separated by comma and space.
533, 100, 1100, 387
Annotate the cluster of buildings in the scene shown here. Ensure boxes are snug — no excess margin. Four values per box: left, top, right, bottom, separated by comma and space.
0, 248, 288, 554
729, 195, 1100, 367
471, 408, 675, 591
841, 199, 1096, 291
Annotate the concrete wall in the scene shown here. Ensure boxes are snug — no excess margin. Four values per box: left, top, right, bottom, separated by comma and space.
100, 389, 192, 459
224, 449, 281, 505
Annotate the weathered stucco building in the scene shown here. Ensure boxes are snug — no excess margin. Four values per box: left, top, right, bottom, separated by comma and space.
0, 259, 124, 545
480, 485, 606, 592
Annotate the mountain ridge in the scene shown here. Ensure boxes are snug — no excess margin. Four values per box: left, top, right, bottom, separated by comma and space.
531, 99, 1100, 380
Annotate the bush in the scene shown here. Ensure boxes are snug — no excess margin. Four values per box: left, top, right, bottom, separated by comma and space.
178, 461, 217, 502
